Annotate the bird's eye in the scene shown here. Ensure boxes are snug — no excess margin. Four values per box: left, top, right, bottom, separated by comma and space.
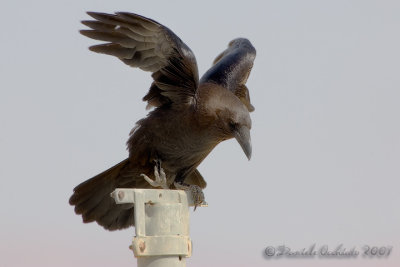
229, 121, 236, 131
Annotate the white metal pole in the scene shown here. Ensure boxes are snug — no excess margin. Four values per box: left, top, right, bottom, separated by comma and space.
111, 188, 205, 267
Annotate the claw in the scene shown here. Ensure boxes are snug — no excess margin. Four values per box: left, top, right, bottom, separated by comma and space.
174, 182, 206, 210
141, 160, 169, 189
141, 160, 206, 209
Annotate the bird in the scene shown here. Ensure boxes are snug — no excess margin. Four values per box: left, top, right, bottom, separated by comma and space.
69, 11, 256, 231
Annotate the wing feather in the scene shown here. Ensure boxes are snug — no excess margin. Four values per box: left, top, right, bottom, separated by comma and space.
81, 12, 199, 108
200, 38, 256, 112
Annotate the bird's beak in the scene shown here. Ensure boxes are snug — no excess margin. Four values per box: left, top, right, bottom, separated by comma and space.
234, 126, 252, 160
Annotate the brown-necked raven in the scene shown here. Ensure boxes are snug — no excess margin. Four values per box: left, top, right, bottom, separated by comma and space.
69, 12, 256, 230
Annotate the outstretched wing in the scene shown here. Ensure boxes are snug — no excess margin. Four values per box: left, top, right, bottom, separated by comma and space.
81, 12, 199, 109
200, 38, 256, 112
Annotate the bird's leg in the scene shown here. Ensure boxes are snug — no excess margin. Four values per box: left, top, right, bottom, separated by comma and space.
174, 181, 207, 211
141, 159, 169, 189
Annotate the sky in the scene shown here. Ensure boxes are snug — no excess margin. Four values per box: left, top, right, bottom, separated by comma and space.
0, 0, 399, 266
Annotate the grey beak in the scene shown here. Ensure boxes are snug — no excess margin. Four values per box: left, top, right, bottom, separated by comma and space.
234, 126, 252, 160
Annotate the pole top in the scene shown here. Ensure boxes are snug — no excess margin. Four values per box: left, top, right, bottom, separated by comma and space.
109, 188, 207, 261
110, 188, 208, 207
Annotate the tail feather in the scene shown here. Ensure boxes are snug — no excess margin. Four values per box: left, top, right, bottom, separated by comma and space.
99, 206, 120, 225
82, 196, 112, 223
74, 185, 111, 215
69, 158, 136, 230
70, 158, 208, 231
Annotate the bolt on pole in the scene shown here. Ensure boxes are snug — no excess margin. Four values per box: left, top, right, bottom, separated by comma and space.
111, 188, 206, 267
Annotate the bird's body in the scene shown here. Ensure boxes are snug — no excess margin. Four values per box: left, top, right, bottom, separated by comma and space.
129, 83, 249, 181
127, 90, 216, 186
70, 12, 256, 231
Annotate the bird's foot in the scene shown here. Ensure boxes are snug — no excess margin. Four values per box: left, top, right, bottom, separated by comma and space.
174, 182, 207, 210
141, 159, 169, 189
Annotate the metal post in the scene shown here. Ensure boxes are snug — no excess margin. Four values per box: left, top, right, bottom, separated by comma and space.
110, 188, 206, 267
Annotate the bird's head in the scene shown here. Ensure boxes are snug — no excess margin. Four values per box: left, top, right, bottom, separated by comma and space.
217, 102, 252, 160
200, 85, 252, 160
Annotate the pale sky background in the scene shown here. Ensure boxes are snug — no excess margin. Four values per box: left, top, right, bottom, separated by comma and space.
0, 0, 399, 267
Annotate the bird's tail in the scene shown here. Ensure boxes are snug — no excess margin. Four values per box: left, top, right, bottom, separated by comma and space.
69, 158, 136, 230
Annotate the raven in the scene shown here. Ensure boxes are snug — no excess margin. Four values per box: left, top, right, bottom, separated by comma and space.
69, 12, 256, 230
